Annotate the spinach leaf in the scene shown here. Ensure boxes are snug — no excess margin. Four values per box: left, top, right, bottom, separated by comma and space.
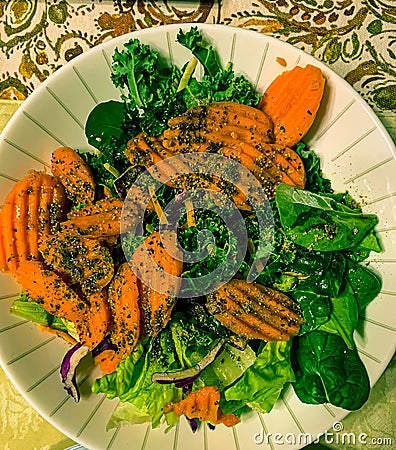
292, 330, 370, 410
318, 281, 358, 349
345, 259, 382, 313
85, 100, 126, 148
346, 230, 383, 262
289, 252, 345, 333
276, 184, 379, 251
293, 290, 331, 333
290, 252, 346, 297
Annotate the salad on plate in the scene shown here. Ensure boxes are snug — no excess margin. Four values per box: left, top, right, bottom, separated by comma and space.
0, 27, 383, 432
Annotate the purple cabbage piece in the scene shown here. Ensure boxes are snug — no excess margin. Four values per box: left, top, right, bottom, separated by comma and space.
188, 418, 199, 433
113, 165, 145, 198
60, 343, 90, 402
181, 382, 193, 394
92, 335, 118, 358
151, 339, 225, 387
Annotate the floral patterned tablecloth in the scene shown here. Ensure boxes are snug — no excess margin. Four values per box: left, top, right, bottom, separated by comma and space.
0, 1, 395, 449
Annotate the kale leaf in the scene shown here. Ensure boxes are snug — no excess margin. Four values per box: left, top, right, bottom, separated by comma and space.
176, 27, 222, 78
177, 27, 260, 108
294, 142, 332, 194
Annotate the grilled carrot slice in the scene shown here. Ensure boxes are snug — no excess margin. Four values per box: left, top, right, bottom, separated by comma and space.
126, 132, 189, 185
168, 101, 273, 134
0, 170, 66, 274
94, 349, 122, 375
259, 65, 325, 147
206, 279, 304, 341
132, 231, 183, 337
163, 386, 240, 427
60, 197, 125, 238
14, 261, 89, 343
161, 101, 304, 199
51, 146, 95, 204
67, 197, 123, 219
125, 132, 163, 167
15, 261, 111, 349
108, 262, 140, 357
164, 102, 274, 148
208, 101, 272, 125
39, 232, 114, 295
60, 211, 121, 238
84, 289, 112, 349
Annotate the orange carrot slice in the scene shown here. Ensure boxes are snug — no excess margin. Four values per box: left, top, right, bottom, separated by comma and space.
259, 64, 325, 147
108, 262, 141, 357
132, 231, 183, 337
51, 146, 95, 204
0, 171, 65, 274
164, 386, 240, 427
206, 279, 304, 341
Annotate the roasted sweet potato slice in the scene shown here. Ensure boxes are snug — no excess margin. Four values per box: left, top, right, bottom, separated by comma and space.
163, 386, 240, 427
132, 231, 183, 337
206, 279, 304, 341
108, 262, 140, 357
259, 64, 325, 147
51, 146, 95, 204
0, 170, 66, 274
39, 231, 114, 295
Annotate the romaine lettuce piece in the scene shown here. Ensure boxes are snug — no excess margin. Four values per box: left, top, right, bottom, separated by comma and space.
222, 341, 295, 415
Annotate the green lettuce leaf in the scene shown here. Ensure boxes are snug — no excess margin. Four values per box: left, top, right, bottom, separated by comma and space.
222, 341, 295, 415
92, 310, 227, 429
92, 333, 181, 429
10, 294, 78, 340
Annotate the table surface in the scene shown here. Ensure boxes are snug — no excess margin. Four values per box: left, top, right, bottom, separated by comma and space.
0, 1, 395, 449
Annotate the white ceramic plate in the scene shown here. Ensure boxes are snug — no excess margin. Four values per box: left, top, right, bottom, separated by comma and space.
0, 24, 395, 450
